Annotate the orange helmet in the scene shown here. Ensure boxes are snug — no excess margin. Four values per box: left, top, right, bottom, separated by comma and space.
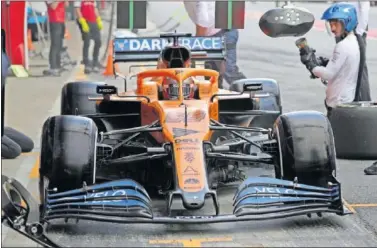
162, 77, 196, 100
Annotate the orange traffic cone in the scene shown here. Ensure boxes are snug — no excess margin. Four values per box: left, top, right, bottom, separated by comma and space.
27, 29, 35, 51
103, 39, 119, 76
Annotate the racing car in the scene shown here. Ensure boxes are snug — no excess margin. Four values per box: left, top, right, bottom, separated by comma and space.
2, 6, 352, 248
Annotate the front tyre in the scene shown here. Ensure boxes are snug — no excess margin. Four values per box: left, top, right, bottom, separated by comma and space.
39, 115, 97, 203
229, 78, 282, 129
273, 111, 336, 187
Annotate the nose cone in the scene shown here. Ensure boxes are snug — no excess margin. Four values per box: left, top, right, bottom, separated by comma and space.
182, 191, 206, 210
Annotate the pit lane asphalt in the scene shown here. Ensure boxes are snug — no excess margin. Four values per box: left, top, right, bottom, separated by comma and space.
2, 2, 377, 247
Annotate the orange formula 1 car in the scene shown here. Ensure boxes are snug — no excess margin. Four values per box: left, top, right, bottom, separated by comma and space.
2, 8, 352, 247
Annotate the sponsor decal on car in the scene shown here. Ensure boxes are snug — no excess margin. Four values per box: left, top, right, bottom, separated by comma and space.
114, 37, 223, 52
183, 166, 199, 176
173, 127, 200, 138
184, 152, 195, 163
166, 109, 206, 123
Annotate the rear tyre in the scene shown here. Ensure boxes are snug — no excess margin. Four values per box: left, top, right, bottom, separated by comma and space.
273, 111, 336, 187
39, 115, 97, 202
229, 78, 282, 129
61, 81, 105, 115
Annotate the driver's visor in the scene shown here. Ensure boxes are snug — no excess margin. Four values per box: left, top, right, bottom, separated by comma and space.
164, 80, 192, 99
166, 84, 179, 99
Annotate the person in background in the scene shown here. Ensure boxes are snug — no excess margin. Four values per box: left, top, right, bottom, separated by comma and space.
346, 1, 370, 43
74, 0, 104, 74
299, 3, 360, 117
182, 1, 246, 89
222, 29, 246, 85
43, 0, 68, 77
365, 161, 377, 175
348, 1, 371, 102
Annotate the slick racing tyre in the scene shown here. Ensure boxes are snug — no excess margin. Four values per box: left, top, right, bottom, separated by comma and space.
61, 81, 105, 115
39, 115, 97, 201
328, 102, 377, 160
1, 135, 22, 159
3, 127, 34, 153
229, 78, 282, 129
273, 111, 336, 187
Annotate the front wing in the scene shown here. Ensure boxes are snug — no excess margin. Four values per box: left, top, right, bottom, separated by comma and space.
42, 177, 352, 224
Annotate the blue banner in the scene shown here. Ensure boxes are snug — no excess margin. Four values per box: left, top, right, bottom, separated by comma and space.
114, 37, 224, 53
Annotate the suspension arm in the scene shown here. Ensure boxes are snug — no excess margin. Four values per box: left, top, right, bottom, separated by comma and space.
206, 152, 273, 162
210, 119, 263, 149
100, 120, 161, 138
101, 126, 162, 137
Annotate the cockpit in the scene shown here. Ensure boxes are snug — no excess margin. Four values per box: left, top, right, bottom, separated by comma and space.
156, 45, 200, 100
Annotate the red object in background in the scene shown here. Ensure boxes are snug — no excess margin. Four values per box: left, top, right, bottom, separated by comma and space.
48, 1, 66, 23
101, 0, 105, 9
1, 1, 27, 68
81, 0, 97, 22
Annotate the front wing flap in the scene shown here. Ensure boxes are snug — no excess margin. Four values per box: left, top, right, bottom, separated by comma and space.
44, 180, 154, 220
41, 176, 352, 224
233, 177, 348, 217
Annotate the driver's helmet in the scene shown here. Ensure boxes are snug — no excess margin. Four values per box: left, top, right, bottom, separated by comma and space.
162, 77, 195, 100
321, 3, 358, 38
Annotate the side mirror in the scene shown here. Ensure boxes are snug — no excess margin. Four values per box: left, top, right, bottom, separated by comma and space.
259, 6, 315, 38
96, 85, 117, 95
115, 72, 128, 91
243, 82, 263, 92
